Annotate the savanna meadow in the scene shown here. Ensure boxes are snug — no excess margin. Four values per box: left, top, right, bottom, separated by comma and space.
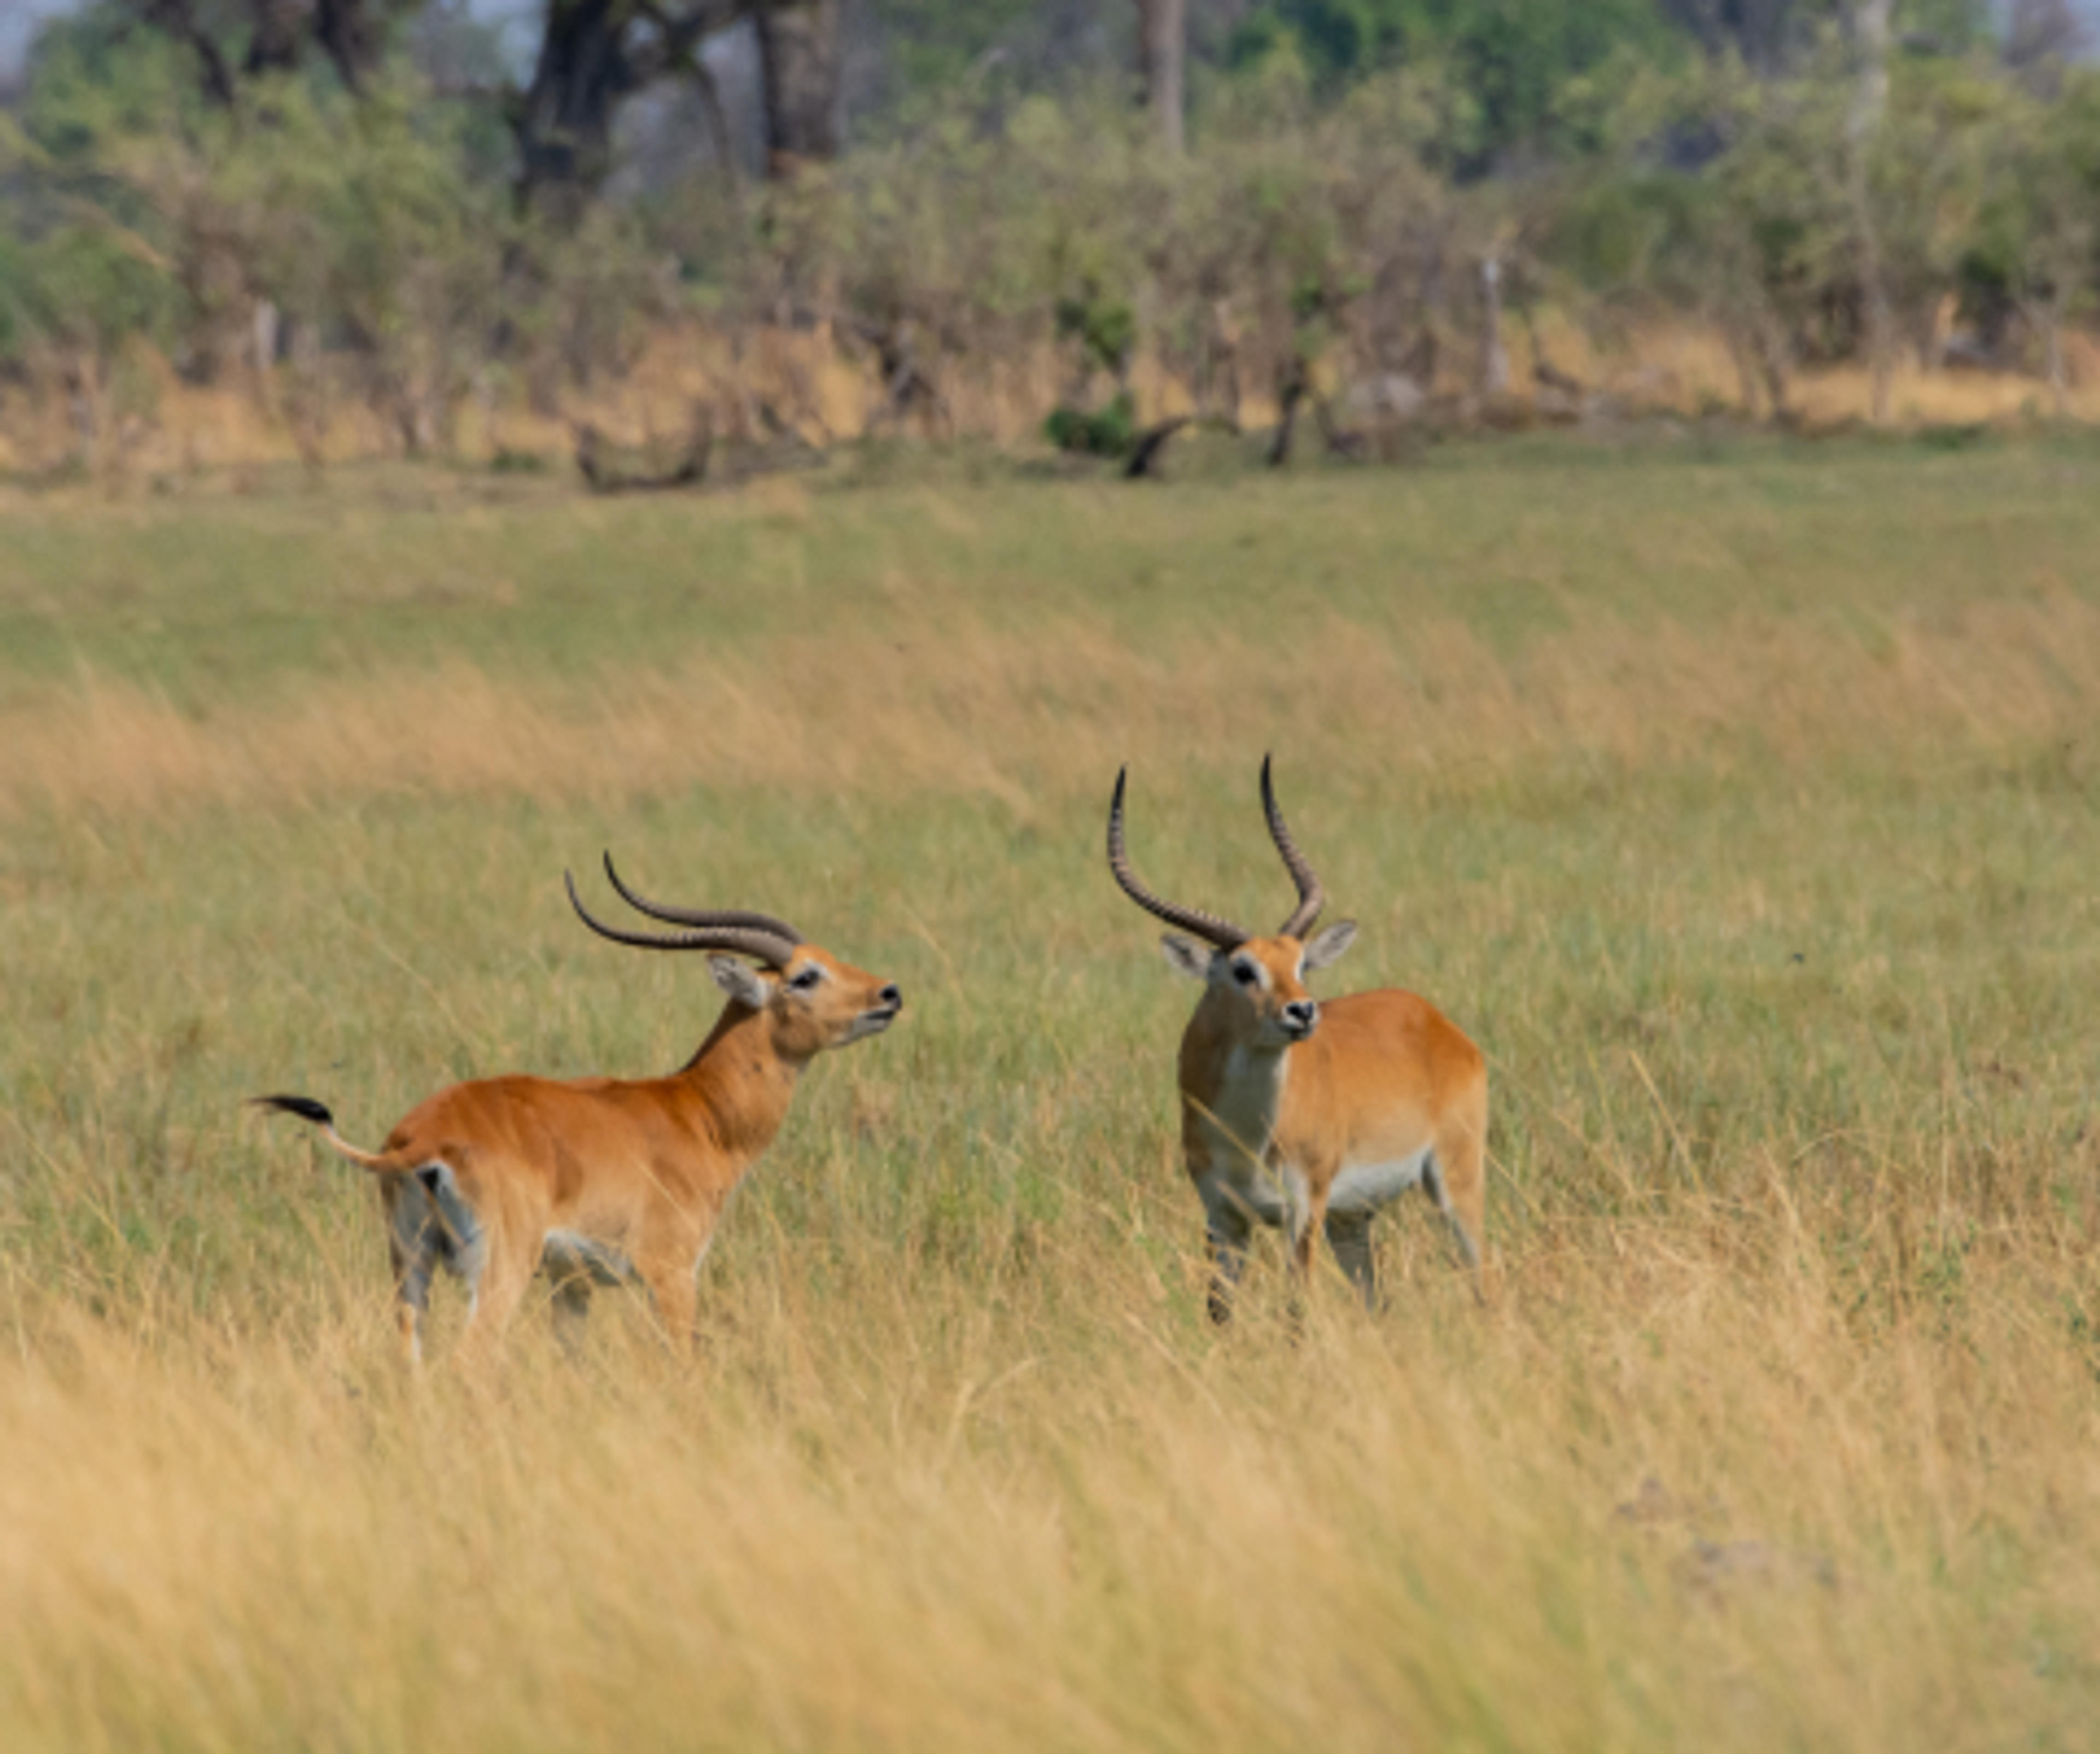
0, 435, 2095, 1750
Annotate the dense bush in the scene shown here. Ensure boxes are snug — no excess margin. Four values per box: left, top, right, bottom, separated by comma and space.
2, 0, 2097, 463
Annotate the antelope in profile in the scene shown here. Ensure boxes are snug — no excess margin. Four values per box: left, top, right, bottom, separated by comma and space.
1108, 759, 1487, 1319
253, 857, 902, 1361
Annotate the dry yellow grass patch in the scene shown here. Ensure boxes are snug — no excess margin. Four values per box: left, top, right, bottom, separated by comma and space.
3, 593, 2096, 821
3, 455, 2097, 1747
0, 1177, 2095, 1751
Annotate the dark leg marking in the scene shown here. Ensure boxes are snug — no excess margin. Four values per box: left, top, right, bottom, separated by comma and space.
1422, 1153, 1481, 1274
1324, 1209, 1379, 1309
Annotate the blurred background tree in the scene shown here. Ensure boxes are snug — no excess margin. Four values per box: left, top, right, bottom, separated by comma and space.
1, 0, 2095, 467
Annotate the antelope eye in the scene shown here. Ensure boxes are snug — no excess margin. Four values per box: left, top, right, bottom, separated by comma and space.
790, 967, 824, 991
1232, 961, 1258, 986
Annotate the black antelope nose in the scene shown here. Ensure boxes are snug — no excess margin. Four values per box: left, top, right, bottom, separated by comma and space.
1284, 1000, 1317, 1033
879, 985, 902, 1009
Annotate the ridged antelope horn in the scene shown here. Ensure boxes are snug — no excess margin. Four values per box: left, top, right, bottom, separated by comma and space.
600, 852, 804, 949
1106, 767, 1249, 951
1261, 755, 1326, 939
565, 864, 802, 969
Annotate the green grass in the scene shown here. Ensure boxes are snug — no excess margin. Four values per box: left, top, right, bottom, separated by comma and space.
3, 434, 2098, 706
1, 441, 2098, 1749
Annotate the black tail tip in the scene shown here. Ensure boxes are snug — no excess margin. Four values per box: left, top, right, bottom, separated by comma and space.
250, 1094, 334, 1127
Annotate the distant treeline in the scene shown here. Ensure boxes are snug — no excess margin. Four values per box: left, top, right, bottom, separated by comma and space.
1, 0, 2096, 469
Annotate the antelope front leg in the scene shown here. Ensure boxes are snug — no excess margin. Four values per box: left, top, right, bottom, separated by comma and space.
1199, 1178, 1254, 1325
1288, 1180, 1331, 1328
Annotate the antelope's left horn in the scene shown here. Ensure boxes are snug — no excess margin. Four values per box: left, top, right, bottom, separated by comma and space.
565, 862, 802, 968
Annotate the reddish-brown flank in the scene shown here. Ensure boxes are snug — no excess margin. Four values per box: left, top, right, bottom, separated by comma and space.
255, 866, 901, 1362
1111, 761, 1488, 1317
1181, 960, 1487, 1259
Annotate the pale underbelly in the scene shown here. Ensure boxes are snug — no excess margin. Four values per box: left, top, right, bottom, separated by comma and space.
1327, 1145, 1433, 1214
1199, 1143, 1434, 1230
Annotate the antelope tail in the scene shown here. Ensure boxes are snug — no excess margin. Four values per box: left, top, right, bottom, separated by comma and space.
249, 1094, 411, 1173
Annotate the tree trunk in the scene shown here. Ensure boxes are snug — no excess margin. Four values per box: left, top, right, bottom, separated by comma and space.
1135, 0, 1186, 156
1753, 305, 1793, 422
685, 55, 743, 198
139, 0, 403, 97
2026, 288, 2070, 418
515, 2, 743, 217
65, 352, 103, 474
251, 297, 281, 417
244, 0, 306, 76
1845, 0, 1894, 424
1477, 253, 1508, 396
514, 0, 641, 221
755, 0, 842, 177
1268, 361, 1305, 467
2043, 306, 2067, 417
137, 0, 238, 106
314, 0, 400, 95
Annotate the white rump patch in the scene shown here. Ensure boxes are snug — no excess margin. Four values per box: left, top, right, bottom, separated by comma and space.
411, 1160, 489, 1286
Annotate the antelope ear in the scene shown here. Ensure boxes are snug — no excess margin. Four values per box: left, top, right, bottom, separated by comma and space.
1302, 920, 1358, 972
1159, 934, 1213, 980
707, 955, 773, 1009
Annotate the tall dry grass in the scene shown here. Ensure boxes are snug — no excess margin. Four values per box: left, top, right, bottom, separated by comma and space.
1, 592, 2097, 821
1, 445, 2098, 1747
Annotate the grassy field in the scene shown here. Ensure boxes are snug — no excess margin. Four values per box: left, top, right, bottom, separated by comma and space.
2, 435, 2099, 1749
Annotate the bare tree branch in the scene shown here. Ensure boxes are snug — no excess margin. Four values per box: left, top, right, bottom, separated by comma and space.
137, 0, 237, 108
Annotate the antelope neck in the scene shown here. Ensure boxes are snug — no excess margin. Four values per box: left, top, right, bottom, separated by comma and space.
674, 1001, 804, 1154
